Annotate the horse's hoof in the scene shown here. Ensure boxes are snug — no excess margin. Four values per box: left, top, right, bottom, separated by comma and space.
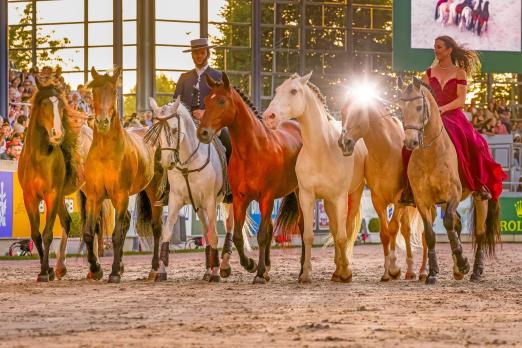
37, 274, 49, 282
202, 273, 211, 282
209, 275, 221, 283
425, 276, 437, 285
389, 268, 401, 280
380, 275, 391, 282
470, 273, 482, 282
246, 259, 258, 273
87, 268, 104, 281
253, 276, 266, 284
148, 271, 157, 281
404, 272, 417, 280
453, 271, 465, 280
263, 272, 271, 282
155, 273, 167, 282
299, 274, 312, 284
47, 268, 55, 282
459, 258, 470, 275
120, 264, 125, 274
220, 267, 232, 279
331, 273, 340, 282
108, 275, 121, 284
418, 273, 428, 282
340, 273, 353, 283
55, 267, 67, 280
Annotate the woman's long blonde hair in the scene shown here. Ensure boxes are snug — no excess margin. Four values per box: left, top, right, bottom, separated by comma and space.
435, 35, 481, 74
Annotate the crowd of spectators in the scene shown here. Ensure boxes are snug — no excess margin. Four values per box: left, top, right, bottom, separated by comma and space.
466, 99, 522, 141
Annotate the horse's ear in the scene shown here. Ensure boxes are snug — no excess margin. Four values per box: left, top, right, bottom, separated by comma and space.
412, 76, 422, 91
149, 97, 159, 111
35, 76, 43, 90
300, 71, 313, 85
206, 73, 218, 88
222, 72, 230, 89
91, 66, 101, 80
112, 66, 123, 83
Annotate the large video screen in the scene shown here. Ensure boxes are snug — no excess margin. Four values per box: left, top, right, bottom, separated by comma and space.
411, 0, 521, 52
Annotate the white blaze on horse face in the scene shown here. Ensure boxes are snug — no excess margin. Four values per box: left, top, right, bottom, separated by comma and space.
49, 96, 63, 140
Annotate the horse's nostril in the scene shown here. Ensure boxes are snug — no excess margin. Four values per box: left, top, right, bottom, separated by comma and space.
201, 130, 208, 137
269, 113, 276, 119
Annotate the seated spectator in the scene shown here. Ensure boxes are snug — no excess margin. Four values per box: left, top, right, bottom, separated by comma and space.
13, 116, 27, 135
1, 122, 12, 138
485, 102, 499, 121
493, 119, 508, 135
472, 109, 487, 130
9, 133, 23, 147
0, 143, 22, 161
480, 117, 496, 136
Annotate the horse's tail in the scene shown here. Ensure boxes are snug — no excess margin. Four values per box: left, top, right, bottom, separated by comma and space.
396, 207, 424, 251
273, 192, 300, 245
135, 190, 155, 251
483, 199, 501, 257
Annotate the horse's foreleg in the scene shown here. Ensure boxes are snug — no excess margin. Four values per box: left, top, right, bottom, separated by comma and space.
204, 199, 221, 282
38, 191, 62, 282
23, 193, 42, 280
399, 207, 416, 280
471, 197, 488, 282
372, 195, 392, 282
197, 209, 212, 281
55, 201, 72, 280
220, 203, 234, 278
298, 189, 316, 284
443, 201, 470, 280
108, 195, 130, 283
146, 187, 163, 280
418, 205, 438, 285
253, 197, 274, 284
232, 198, 256, 274
84, 197, 103, 280
387, 209, 402, 280
342, 184, 364, 283
323, 200, 339, 281
155, 192, 182, 282
331, 195, 351, 283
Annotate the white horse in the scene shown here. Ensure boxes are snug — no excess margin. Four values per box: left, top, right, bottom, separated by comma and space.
338, 93, 425, 281
148, 96, 234, 282
460, 6, 473, 31
449, 0, 465, 25
263, 72, 367, 283
438, 2, 451, 26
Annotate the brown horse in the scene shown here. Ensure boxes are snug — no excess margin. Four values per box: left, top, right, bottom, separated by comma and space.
398, 77, 500, 284
84, 67, 164, 283
18, 82, 112, 281
197, 72, 302, 284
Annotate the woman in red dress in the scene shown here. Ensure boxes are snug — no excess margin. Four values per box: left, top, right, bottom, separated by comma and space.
401, 35, 507, 204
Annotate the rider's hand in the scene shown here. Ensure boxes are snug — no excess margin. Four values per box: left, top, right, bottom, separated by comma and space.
192, 109, 205, 120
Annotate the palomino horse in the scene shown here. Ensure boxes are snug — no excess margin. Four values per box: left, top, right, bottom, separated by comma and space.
338, 92, 426, 281
263, 72, 366, 283
145, 96, 235, 282
197, 72, 303, 284
398, 77, 500, 284
84, 67, 164, 283
18, 82, 112, 281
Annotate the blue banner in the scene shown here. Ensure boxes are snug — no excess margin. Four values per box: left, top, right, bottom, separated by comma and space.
0, 172, 13, 238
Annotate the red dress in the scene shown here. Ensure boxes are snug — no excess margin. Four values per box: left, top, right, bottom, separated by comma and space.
402, 68, 507, 201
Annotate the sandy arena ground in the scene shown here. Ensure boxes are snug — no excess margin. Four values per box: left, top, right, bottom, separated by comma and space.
1, 243, 522, 347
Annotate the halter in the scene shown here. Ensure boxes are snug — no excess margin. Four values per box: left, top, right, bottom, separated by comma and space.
399, 90, 443, 149
152, 111, 211, 212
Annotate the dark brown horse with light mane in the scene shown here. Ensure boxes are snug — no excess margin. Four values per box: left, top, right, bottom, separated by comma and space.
18, 81, 112, 281
84, 67, 164, 283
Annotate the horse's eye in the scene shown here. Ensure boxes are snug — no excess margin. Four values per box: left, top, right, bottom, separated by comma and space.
218, 98, 225, 106
290, 89, 297, 95
416, 105, 423, 112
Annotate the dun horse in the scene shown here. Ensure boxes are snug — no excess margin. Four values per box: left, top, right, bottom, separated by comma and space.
84, 67, 164, 283
398, 77, 500, 284
197, 72, 303, 284
18, 82, 112, 281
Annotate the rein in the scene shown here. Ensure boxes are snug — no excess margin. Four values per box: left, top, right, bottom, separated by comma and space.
145, 112, 211, 212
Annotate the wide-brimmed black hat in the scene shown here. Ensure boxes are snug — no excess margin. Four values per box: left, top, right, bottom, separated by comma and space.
182, 38, 217, 53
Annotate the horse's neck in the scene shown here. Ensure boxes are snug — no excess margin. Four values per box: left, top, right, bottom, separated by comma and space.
25, 117, 51, 156
424, 94, 445, 141
228, 95, 266, 157
300, 89, 332, 152
363, 111, 400, 160
178, 113, 205, 159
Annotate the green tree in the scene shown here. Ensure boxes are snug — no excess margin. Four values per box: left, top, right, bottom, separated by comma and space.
8, 3, 72, 70
123, 73, 176, 117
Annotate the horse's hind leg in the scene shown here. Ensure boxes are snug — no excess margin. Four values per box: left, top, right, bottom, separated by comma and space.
145, 188, 163, 280
232, 198, 257, 275
372, 195, 393, 281
24, 193, 43, 280
220, 203, 234, 278
253, 197, 274, 284
55, 201, 72, 280
443, 202, 470, 280
419, 206, 438, 285
299, 190, 318, 284
197, 209, 213, 281
204, 199, 221, 283
471, 197, 488, 282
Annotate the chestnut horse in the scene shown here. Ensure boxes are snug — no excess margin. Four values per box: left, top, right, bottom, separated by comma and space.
18, 82, 112, 281
84, 67, 164, 283
197, 72, 302, 284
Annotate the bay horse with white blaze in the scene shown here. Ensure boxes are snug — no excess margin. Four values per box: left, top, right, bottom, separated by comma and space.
84, 67, 164, 283
197, 72, 303, 284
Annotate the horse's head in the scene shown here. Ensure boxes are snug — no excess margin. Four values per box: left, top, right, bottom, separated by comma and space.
197, 72, 235, 144
338, 95, 372, 157
32, 81, 66, 146
398, 76, 432, 151
149, 96, 185, 170
263, 72, 313, 126
88, 66, 122, 134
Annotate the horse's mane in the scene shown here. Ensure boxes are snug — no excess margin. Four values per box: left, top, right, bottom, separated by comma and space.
231, 86, 262, 120
290, 74, 333, 120
30, 85, 81, 182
